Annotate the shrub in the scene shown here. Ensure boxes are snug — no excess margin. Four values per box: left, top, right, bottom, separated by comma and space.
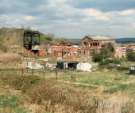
0, 95, 27, 113
92, 43, 115, 64
27, 82, 98, 113
127, 51, 135, 61
11, 76, 41, 92
92, 53, 103, 62
0, 74, 41, 93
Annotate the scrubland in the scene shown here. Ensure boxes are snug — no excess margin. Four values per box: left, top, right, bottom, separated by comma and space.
0, 68, 135, 113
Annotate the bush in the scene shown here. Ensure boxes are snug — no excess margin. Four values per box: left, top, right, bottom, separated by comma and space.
12, 76, 41, 92
92, 53, 103, 62
127, 51, 135, 61
92, 43, 115, 64
0, 75, 41, 93
27, 82, 98, 113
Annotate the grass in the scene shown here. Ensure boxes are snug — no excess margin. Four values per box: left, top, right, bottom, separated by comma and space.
0, 69, 135, 113
0, 95, 27, 113
0, 73, 99, 113
60, 70, 135, 94
1, 69, 135, 94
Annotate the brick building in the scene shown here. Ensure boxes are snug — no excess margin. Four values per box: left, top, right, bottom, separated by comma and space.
114, 46, 127, 58
126, 43, 135, 52
41, 43, 80, 61
80, 35, 115, 60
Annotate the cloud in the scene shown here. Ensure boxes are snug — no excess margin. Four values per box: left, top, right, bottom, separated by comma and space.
132, 23, 135, 28
0, 0, 135, 38
83, 8, 110, 21
119, 9, 135, 16
23, 16, 35, 21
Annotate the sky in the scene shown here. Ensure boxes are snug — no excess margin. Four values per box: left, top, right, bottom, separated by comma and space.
0, 0, 135, 39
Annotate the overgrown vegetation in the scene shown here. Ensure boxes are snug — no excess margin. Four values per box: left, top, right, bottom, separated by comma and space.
0, 35, 7, 52
92, 43, 115, 65
0, 95, 27, 113
62, 70, 133, 92
127, 51, 135, 61
40, 33, 54, 43
0, 74, 99, 113
0, 69, 135, 113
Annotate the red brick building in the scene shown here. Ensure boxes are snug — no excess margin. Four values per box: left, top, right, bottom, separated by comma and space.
114, 46, 127, 58
80, 35, 115, 60
39, 43, 80, 61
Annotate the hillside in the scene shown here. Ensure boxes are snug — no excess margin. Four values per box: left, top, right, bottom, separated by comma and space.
67, 38, 135, 45
0, 28, 56, 52
0, 28, 77, 53
67, 38, 80, 45
0, 28, 24, 52
116, 38, 135, 44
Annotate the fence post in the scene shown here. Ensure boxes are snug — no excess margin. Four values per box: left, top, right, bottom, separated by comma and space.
32, 69, 34, 76
21, 68, 24, 76
55, 69, 58, 80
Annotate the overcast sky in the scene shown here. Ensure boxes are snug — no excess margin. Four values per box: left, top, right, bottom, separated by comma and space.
0, 0, 135, 38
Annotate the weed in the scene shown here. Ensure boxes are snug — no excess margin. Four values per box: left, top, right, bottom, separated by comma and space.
0, 95, 27, 113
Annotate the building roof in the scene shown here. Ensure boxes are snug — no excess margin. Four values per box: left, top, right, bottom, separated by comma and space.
83, 35, 113, 40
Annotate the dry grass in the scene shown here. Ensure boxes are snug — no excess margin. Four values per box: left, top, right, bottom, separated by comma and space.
0, 53, 21, 63
0, 68, 135, 113
0, 72, 135, 113
0, 53, 22, 69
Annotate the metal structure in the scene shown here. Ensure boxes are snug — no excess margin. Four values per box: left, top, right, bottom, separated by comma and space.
23, 30, 40, 53
129, 66, 135, 75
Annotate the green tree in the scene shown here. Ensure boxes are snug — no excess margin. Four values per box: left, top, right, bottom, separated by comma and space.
92, 43, 115, 64
127, 51, 135, 61
40, 34, 54, 43
100, 43, 115, 58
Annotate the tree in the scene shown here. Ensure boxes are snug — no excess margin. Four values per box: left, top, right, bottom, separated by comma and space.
127, 51, 135, 61
92, 43, 115, 64
100, 43, 115, 58
92, 52, 103, 62
40, 33, 54, 43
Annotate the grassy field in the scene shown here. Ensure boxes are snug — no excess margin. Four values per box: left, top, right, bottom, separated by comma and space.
0, 69, 135, 113
58, 70, 135, 94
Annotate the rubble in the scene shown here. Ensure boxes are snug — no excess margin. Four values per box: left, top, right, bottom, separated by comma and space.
26, 61, 44, 70
77, 63, 92, 72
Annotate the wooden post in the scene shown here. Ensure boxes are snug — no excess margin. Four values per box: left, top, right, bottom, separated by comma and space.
32, 69, 34, 76
55, 69, 58, 80
21, 68, 24, 76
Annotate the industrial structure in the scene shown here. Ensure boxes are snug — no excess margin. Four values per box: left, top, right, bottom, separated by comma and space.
23, 30, 40, 55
